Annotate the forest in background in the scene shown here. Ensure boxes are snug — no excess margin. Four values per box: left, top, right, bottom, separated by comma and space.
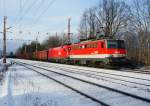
17, 0, 150, 66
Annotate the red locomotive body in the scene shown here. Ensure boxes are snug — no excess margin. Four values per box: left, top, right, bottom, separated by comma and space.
69, 39, 126, 65
48, 45, 70, 63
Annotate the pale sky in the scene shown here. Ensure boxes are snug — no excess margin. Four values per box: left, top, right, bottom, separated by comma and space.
0, 0, 99, 52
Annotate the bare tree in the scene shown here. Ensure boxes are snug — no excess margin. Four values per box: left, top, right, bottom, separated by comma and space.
129, 0, 150, 65
43, 35, 61, 49
79, 8, 97, 40
95, 0, 131, 38
79, 10, 89, 39
79, 0, 131, 39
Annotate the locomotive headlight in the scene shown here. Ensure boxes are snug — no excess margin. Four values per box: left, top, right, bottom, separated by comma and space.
115, 51, 120, 54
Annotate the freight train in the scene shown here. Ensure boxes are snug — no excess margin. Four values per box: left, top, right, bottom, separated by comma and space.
17, 39, 127, 66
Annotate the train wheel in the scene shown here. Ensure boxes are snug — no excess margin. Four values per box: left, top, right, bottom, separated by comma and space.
75, 60, 80, 65
86, 61, 93, 67
96, 61, 107, 68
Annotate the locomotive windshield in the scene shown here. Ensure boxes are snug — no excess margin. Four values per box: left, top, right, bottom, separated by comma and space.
107, 40, 125, 49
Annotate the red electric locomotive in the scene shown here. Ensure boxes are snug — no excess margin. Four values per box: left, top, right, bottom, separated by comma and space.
69, 39, 126, 66
48, 45, 71, 63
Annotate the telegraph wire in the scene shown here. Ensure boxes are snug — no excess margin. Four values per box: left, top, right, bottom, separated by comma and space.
29, 0, 56, 29
13, 0, 41, 39
19, 0, 56, 37
13, 0, 29, 24
19, 0, 23, 34
13, 0, 46, 36
15, 0, 41, 27
12, 0, 56, 42
34, 0, 46, 13
0, 38, 32, 42
3, 0, 6, 16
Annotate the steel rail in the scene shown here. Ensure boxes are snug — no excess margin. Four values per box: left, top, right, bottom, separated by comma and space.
13, 60, 150, 104
15, 61, 109, 106
42, 64, 150, 87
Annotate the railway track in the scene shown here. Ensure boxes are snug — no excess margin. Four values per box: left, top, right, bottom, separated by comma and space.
119, 69, 150, 74
29, 62, 150, 91
58, 63, 150, 74
13, 60, 150, 106
35, 60, 150, 75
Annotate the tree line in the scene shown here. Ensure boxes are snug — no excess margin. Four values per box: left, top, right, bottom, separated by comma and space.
17, 0, 150, 66
16, 33, 68, 54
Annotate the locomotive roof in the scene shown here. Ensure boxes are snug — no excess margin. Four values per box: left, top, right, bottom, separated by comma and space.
79, 39, 124, 44
48, 39, 124, 49
79, 39, 105, 44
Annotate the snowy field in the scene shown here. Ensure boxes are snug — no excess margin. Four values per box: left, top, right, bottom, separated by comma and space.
10, 59, 150, 105
0, 63, 100, 106
1, 59, 150, 106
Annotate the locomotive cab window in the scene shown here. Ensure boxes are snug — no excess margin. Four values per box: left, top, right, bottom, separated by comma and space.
107, 40, 125, 49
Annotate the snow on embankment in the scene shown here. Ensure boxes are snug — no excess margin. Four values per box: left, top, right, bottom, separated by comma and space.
0, 60, 11, 81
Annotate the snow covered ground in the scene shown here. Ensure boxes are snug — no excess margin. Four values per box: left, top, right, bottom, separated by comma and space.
9, 59, 150, 105
0, 63, 100, 106
0, 59, 9, 83
0, 59, 5, 73
0, 59, 11, 71
1, 59, 150, 106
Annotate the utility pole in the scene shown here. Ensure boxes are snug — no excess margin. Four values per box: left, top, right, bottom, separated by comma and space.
24, 45, 27, 54
147, 39, 150, 65
3, 16, 7, 63
36, 37, 38, 53
36, 32, 39, 58
0, 50, 1, 59
56, 32, 57, 37
68, 17, 71, 44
